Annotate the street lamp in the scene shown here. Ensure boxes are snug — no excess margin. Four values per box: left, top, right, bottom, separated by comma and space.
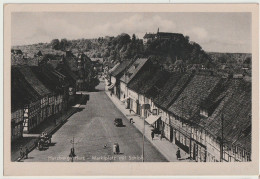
69, 137, 77, 162
141, 104, 150, 162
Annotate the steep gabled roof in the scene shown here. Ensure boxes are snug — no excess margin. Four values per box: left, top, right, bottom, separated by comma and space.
31, 65, 68, 94
110, 60, 133, 78
15, 66, 51, 97
153, 73, 194, 110
55, 58, 78, 86
128, 66, 170, 100
202, 79, 251, 152
168, 75, 221, 121
120, 58, 149, 84
11, 67, 41, 110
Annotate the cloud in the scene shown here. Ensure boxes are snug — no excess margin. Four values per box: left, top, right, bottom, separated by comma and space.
11, 12, 251, 53
184, 27, 209, 43
89, 14, 176, 38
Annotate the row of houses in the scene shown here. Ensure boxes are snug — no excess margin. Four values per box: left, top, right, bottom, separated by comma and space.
11, 51, 81, 142
108, 57, 251, 162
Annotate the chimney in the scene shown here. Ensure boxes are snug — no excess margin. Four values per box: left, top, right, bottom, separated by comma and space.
66, 51, 72, 57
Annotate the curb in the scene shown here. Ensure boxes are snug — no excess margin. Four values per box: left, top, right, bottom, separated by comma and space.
104, 91, 172, 162
15, 95, 87, 162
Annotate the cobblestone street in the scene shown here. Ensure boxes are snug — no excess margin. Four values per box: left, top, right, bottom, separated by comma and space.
22, 81, 167, 162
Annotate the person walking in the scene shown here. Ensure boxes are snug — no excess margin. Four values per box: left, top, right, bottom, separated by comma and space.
176, 148, 181, 160
160, 132, 163, 140
151, 131, 154, 140
129, 118, 133, 124
19, 147, 24, 159
25, 146, 29, 159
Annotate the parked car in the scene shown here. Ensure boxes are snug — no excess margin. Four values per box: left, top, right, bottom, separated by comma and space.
114, 118, 123, 127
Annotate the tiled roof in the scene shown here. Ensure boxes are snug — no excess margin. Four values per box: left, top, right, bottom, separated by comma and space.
168, 75, 221, 121
110, 60, 133, 78
120, 58, 149, 84
31, 65, 68, 94
128, 66, 170, 99
11, 54, 38, 66
157, 32, 184, 38
11, 67, 41, 110
143, 33, 156, 39
54, 57, 78, 86
66, 57, 78, 72
153, 73, 194, 110
47, 60, 61, 69
202, 79, 251, 152
109, 63, 120, 73
15, 66, 51, 97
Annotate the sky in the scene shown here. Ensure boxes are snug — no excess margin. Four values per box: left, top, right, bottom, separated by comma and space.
11, 12, 251, 53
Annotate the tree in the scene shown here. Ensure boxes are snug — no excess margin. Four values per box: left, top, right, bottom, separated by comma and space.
60, 38, 68, 51
51, 39, 60, 50
132, 34, 136, 42
244, 57, 251, 65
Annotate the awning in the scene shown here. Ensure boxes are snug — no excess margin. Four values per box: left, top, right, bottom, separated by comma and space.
121, 97, 130, 102
145, 115, 161, 125
108, 83, 115, 90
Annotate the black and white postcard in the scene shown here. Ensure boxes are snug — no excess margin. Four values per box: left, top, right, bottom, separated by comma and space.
3, 3, 259, 176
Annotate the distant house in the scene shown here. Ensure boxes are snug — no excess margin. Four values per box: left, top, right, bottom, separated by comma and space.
54, 57, 77, 103
119, 58, 150, 110
127, 64, 170, 120
11, 49, 23, 55
31, 64, 70, 115
109, 60, 134, 99
90, 58, 104, 74
143, 33, 156, 45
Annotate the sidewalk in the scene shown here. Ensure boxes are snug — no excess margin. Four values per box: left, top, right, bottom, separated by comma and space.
12, 95, 87, 162
105, 91, 193, 162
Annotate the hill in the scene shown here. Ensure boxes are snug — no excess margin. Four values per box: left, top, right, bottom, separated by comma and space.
12, 33, 251, 73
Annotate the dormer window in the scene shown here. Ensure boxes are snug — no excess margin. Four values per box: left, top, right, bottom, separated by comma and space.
200, 108, 208, 117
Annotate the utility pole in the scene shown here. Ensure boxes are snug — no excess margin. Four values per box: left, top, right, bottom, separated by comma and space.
220, 113, 224, 162
141, 104, 150, 162
142, 115, 145, 162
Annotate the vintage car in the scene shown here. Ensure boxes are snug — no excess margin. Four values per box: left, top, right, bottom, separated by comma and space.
114, 118, 123, 127
36, 133, 52, 151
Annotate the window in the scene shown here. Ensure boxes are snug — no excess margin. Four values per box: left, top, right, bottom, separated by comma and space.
232, 146, 236, 155
246, 154, 250, 161
152, 109, 157, 115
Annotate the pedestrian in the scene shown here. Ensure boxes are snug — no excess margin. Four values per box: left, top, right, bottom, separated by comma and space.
19, 147, 24, 159
160, 132, 163, 140
176, 148, 181, 160
129, 109, 131, 114
151, 131, 154, 140
25, 146, 29, 159
129, 118, 133, 123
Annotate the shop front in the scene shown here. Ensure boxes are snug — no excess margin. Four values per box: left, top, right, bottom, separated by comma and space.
145, 114, 162, 134
190, 140, 207, 162
128, 89, 139, 114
